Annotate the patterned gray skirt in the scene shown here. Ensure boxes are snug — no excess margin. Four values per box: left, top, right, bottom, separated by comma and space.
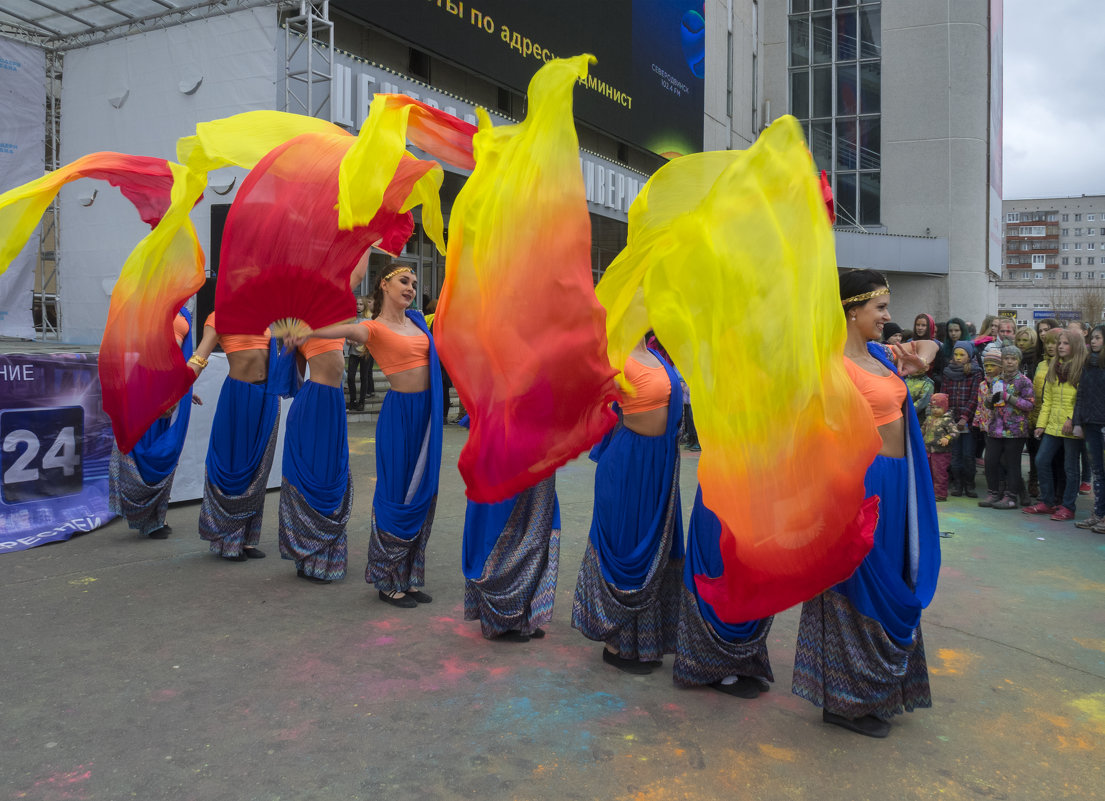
464, 477, 560, 639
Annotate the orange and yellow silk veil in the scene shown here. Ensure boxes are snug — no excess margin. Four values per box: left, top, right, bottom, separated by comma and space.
596, 115, 881, 623
434, 55, 620, 503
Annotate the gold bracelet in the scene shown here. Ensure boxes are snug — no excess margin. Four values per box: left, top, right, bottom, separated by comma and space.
188, 354, 208, 369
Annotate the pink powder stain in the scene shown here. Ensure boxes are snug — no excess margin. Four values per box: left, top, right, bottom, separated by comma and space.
151, 689, 180, 701
487, 666, 512, 678
451, 623, 484, 641
275, 720, 314, 741
27, 764, 93, 798
432, 616, 457, 624
940, 567, 966, 580
372, 636, 396, 646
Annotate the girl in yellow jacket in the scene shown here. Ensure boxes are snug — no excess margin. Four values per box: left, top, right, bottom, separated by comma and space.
1024, 330, 1087, 521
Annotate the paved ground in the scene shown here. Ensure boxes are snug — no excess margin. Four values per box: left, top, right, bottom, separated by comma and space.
3, 424, 1104, 801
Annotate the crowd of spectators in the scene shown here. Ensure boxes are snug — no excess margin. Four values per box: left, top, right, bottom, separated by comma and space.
886, 313, 1105, 531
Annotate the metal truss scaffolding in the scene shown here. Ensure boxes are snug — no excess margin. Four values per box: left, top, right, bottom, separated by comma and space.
284, 1, 333, 120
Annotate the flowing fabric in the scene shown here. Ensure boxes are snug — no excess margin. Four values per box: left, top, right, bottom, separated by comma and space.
131, 309, 195, 485
370, 311, 444, 540
338, 94, 478, 251
212, 132, 401, 337
434, 55, 619, 504
683, 486, 763, 638
0, 151, 205, 453
100, 161, 207, 453
463, 476, 561, 638
0, 152, 177, 276
595, 115, 880, 623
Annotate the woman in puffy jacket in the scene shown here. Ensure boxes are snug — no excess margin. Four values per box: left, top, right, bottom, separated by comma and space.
1024, 329, 1087, 521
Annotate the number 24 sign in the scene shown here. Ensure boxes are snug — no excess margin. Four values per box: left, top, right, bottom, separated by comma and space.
1, 407, 83, 505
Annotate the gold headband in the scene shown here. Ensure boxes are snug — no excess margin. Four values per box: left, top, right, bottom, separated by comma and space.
841, 286, 890, 306
383, 266, 415, 282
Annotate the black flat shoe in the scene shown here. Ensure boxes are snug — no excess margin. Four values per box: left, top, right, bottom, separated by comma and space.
710, 677, 765, 699
405, 589, 433, 604
495, 630, 531, 643
147, 525, 171, 540
243, 547, 266, 559
378, 589, 417, 608
222, 553, 248, 562
823, 710, 891, 738
602, 648, 653, 675
297, 569, 331, 585
528, 628, 546, 639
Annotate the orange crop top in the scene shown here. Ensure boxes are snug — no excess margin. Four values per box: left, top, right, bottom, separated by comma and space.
844, 358, 906, 426
204, 312, 271, 353
300, 336, 344, 360
620, 357, 671, 415
359, 319, 429, 376
173, 314, 189, 347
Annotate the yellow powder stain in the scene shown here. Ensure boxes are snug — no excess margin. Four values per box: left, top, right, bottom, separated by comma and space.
1069, 692, 1105, 734
928, 647, 978, 676
672, 748, 685, 757
757, 744, 796, 762
68, 577, 96, 586
1033, 568, 1105, 594
1073, 637, 1105, 653
1039, 712, 1070, 730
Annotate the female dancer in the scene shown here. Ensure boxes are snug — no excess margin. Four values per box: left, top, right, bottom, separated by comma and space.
462, 476, 560, 642
110, 310, 200, 539
191, 313, 296, 562
295, 265, 442, 606
792, 269, 941, 738
572, 339, 683, 675
277, 332, 350, 584
672, 487, 773, 698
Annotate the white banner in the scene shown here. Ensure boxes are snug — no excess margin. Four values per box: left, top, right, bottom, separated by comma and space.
0, 38, 46, 339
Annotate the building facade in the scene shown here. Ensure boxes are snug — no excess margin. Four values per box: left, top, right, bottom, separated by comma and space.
998, 195, 1105, 329
763, 0, 998, 329
1, 0, 999, 344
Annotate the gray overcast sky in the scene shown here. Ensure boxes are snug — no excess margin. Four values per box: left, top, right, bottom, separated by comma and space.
1003, 0, 1105, 199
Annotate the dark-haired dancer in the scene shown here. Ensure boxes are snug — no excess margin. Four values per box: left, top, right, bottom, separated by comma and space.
572, 340, 683, 675
792, 269, 941, 738
192, 313, 298, 562
296, 265, 442, 605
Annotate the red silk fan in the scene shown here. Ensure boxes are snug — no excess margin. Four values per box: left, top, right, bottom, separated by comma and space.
213, 131, 414, 337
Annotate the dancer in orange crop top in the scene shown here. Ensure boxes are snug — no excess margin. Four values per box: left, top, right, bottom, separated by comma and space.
843, 359, 906, 427
619, 346, 672, 437
288, 264, 442, 606
792, 269, 942, 741
571, 337, 683, 674
191, 312, 273, 384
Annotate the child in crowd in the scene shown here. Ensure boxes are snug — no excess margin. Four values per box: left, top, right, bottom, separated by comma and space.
923, 393, 958, 501
905, 370, 935, 425
980, 345, 1035, 509
941, 341, 983, 497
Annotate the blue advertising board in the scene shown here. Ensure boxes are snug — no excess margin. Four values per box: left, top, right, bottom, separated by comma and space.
0, 353, 114, 553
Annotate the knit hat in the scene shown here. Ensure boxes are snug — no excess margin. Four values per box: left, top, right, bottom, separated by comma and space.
953, 340, 975, 359
982, 344, 1003, 365
930, 393, 949, 412
1001, 345, 1022, 362
881, 322, 903, 342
